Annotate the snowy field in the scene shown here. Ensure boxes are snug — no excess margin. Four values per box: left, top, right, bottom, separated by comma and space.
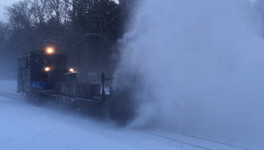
0, 80, 251, 150
0, 80, 17, 94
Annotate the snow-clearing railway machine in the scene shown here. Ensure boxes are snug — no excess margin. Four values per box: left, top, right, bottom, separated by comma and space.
17, 44, 113, 114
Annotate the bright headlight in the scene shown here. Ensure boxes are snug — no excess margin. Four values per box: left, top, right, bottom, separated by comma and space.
46, 47, 55, 55
44, 67, 51, 72
69, 68, 76, 73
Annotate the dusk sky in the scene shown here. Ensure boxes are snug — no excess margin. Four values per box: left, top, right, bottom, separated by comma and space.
0, 0, 19, 21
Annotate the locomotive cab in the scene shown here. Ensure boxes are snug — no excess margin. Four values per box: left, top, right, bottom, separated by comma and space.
18, 47, 68, 93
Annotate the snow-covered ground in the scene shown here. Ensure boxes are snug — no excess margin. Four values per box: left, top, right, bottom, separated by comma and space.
0, 80, 250, 150
0, 80, 17, 94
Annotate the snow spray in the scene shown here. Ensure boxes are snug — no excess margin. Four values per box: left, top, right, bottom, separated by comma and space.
115, 0, 264, 149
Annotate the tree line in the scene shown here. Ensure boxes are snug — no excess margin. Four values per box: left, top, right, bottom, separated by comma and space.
0, 0, 134, 78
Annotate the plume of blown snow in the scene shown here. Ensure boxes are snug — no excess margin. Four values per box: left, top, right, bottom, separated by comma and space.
116, 0, 264, 149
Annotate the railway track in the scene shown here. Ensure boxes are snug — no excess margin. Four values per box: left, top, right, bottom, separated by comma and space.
0, 90, 251, 150
142, 130, 250, 150
142, 130, 212, 150
0, 91, 23, 101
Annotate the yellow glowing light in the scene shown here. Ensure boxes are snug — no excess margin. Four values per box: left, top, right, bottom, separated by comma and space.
69, 68, 76, 73
46, 47, 55, 54
44, 67, 51, 72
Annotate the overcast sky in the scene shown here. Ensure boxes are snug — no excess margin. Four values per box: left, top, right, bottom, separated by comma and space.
0, 0, 19, 21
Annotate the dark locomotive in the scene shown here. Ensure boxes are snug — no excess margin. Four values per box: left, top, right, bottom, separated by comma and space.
17, 45, 111, 111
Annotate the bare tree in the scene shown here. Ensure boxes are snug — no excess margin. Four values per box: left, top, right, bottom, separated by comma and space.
7, 0, 33, 30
